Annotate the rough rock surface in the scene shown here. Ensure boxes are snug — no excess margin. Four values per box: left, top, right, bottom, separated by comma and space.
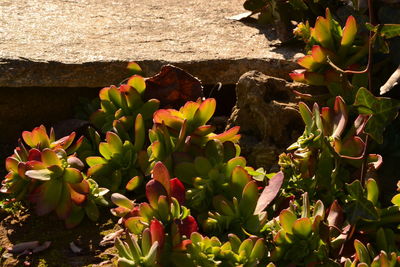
0, 0, 301, 87
227, 71, 310, 170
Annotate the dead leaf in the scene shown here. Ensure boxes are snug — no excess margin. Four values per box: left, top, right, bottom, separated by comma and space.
254, 171, 284, 215
144, 65, 203, 109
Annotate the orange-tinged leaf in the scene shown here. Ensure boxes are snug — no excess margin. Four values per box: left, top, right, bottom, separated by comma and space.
193, 98, 216, 126
152, 162, 171, 195
153, 109, 184, 130
314, 16, 334, 50
298, 55, 320, 71
311, 45, 333, 63
69, 185, 87, 205
289, 70, 306, 82
341, 16, 357, 47
41, 149, 60, 166
70, 179, 90, 194
99, 87, 110, 101
193, 125, 216, 136
106, 132, 123, 153
180, 101, 200, 121
210, 126, 240, 143
127, 62, 142, 73
127, 75, 146, 94
5, 157, 19, 172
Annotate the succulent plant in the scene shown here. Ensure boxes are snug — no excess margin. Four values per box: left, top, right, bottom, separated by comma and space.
290, 9, 368, 103
180, 232, 266, 267
148, 98, 240, 168
115, 228, 160, 267
86, 128, 149, 192
343, 239, 400, 267
278, 96, 377, 202
110, 162, 197, 235
2, 125, 81, 200
90, 75, 160, 140
1, 125, 110, 228
112, 162, 201, 266
269, 194, 329, 265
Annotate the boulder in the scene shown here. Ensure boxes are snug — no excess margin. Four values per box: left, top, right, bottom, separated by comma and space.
227, 71, 311, 170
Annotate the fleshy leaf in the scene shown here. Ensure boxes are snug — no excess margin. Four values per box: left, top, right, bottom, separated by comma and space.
292, 218, 312, 238
111, 193, 134, 210
127, 75, 146, 94
254, 172, 284, 215
279, 209, 297, 234
63, 168, 83, 184
152, 162, 171, 195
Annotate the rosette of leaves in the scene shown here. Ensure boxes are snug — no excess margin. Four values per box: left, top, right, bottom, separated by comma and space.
148, 98, 240, 168
112, 162, 200, 266
174, 232, 266, 267
279, 96, 379, 202
1, 125, 82, 201
173, 140, 245, 212
269, 195, 329, 265
202, 178, 267, 236
290, 9, 368, 103
86, 122, 149, 192
110, 162, 197, 236
90, 75, 160, 140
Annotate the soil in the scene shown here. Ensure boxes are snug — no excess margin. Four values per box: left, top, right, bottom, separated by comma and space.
0, 204, 118, 267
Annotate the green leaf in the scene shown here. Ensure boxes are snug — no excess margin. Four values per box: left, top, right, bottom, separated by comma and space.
346, 180, 379, 223
292, 218, 312, 238
391, 194, 400, 207
354, 239, 371, 265
111, 193, 134, 210
63, 168, 83, 184
133, 114, 145, 151
127, 75, 146, 94
354, 88, 400, 143
366, 23, 400, 39
366, 178, 379, 206
340, 16, 357, 53
279, 209, 297, 234
231, 166, 251, 198
239, 181, 259, 217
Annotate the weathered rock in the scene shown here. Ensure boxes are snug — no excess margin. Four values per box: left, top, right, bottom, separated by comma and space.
227, 71, 311, 170
0, 0, 301, 87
